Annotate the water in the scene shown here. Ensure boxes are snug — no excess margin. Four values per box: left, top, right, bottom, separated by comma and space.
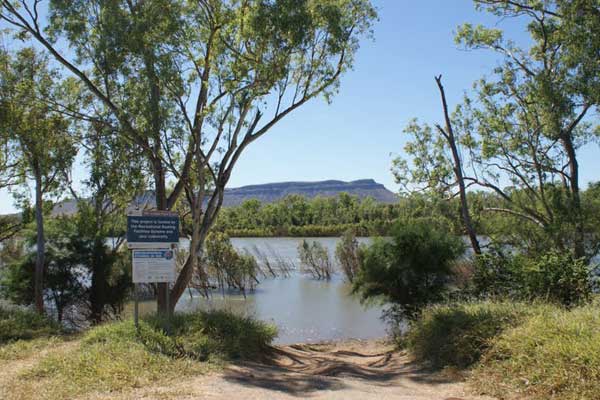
170, 237, 388, 345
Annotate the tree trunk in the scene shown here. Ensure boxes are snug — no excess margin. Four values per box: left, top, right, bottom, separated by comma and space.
34, 170, 45, 314
435, 76, 481, 255
89, 238, 106, 324
561, 134, 585, 259
152, 157, 170, 315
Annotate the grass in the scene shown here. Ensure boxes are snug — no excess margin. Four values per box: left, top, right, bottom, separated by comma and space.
405, 301, 551, 369
1, 309, 277, 400
406, 300, 600, 400
0, 336, 64, 361
0, 304, 62, 344
471, 303, 600, 400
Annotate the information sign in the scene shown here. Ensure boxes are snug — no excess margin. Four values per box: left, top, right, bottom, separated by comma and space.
127, 211, 179, 248
132, 249, 176, 283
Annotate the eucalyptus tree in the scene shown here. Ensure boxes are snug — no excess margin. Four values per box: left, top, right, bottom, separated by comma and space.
392, 76, 481, 255
0, 47, 77, 313
0, 0, 377, 311
395, 0, 599, 259
75, 117, 148, 323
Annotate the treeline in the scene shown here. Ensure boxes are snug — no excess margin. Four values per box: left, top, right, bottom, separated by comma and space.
210, 184, 600, 245
211, 193, 400, 237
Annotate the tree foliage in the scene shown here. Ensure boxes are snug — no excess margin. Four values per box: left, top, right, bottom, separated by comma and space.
214, 193, 400, 237
394, 0, 600, 260
0, 0, 376, 311
0, 216, 132, 324
352, 220, 465, 319
334, 229, 364, 282
0, 46, 78, 313
298, 239, 333, 280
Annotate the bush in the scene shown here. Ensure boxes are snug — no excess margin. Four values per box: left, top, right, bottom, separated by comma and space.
298, 239, 333, 280
471, 249, 594, 306
472, 303, 600, 400
204, 232, 261, 293
0, 216, 132, 324
0, 304, 61, 344
352, 220, 464, 319
335, 229, 365, 283
521, 250, 593, 306
405, 301, 548, 369
144, 310, 277, 360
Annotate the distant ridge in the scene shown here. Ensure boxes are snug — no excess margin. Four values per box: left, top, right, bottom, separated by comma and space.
222, 179, 398, 206
48, 179, 398, 216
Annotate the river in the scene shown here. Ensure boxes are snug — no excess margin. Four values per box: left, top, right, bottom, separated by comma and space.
134, 237, 388, 345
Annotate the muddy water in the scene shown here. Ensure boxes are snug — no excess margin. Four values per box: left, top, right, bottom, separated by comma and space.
169, 237, 388, 345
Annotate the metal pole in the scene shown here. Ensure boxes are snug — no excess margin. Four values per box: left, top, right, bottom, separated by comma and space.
134, 283, 139, 330
165, 282, 171, 335
165, 283, 170, 317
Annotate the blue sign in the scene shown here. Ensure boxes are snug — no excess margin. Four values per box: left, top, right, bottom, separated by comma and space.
127, 215, 179, 247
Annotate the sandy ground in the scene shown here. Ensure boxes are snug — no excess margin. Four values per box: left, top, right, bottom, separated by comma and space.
0, 339, 496, 400
94, 339, 496, 400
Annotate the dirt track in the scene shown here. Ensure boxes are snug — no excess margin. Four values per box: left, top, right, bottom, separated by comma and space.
102, 339, 495, 400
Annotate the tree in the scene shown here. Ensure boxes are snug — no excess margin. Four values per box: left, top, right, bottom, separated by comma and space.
335, 229, 363, 282
298, 239, 333, 280
395, 0, 600, 259
72, 117, 147, 324
0, 216, 132, 324
393, 76, 481, 255
0, 0, 377, 312
0, 47, 77, 314
352, 221, 464, 319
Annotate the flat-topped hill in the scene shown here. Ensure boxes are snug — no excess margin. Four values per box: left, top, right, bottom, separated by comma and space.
47, 179, 397, 216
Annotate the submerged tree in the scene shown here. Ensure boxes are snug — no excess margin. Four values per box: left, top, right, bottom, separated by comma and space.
298, 239, 333, 280
335, 229, 364, 282
0, 0, 377, 312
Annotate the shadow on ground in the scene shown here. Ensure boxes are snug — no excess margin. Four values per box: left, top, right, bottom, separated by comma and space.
222, 340, 459, 397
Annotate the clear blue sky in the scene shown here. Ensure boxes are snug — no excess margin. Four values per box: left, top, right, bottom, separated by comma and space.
1, 0, 598, 214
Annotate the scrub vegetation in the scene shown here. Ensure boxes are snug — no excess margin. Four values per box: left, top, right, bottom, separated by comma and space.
0, 309, 276, 400
404, 300, 600, 400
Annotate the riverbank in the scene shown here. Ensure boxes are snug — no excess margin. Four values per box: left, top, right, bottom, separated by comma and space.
4, 300, 599, 399
1, 336, 491, 400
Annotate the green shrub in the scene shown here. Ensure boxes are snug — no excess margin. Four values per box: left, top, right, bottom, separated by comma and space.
0, 304, 61, 344
472, 250, 594, 306
204, 232, 261, 293
353, 220, 464, 319
298, 239, 333, 280
145, 310, 277, 360
472, 304, 600, 400
405, 301, 548, 369
520, 250, 593, 306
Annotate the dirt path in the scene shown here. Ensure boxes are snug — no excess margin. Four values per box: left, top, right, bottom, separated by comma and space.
101, 339, 494, 400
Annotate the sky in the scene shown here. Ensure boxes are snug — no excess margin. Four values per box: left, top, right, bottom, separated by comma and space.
1, 0, 599, 214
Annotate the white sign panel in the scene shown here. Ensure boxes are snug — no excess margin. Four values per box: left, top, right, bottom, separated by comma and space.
132, 249, 176, 283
